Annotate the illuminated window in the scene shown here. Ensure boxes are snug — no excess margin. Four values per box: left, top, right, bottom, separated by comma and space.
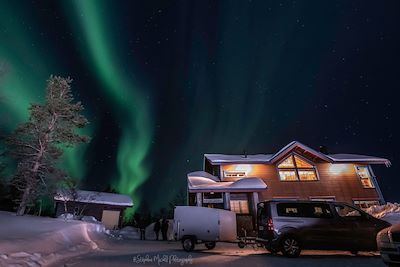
230, 200, 249, 214
353, 200, 380, 209
278, 154, 318, 181
355, 166, 375, 188
224, 171, 246, 178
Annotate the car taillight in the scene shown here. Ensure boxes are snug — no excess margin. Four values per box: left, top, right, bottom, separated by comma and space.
267, 217, 274, 231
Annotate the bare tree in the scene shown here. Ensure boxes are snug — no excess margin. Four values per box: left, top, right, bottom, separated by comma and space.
55, 177, 79, 215
7, 76, 90, 215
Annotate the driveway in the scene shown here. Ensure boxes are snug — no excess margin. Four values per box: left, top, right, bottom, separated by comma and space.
55, 239, 386, 267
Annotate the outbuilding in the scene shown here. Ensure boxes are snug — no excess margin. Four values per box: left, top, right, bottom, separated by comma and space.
54, 190, 133, 229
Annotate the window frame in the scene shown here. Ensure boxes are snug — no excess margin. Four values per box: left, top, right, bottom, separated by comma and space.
277, 153, 319, 182
224, 171, 246, 178
230, 199, 250, 214
309, 196, 336, 202
354, 165, 375, 189
333, 203, 364, 219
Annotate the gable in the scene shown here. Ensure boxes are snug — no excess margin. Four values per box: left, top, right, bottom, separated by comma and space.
277, 153, 315, 169
270, 141, 332, 164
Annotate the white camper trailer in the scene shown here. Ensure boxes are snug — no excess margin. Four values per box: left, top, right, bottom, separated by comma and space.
173, 206, 237, 251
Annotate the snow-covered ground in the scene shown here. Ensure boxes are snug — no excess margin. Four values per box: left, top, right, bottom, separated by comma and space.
365, 202, 400, 225
0, 211, 107, 267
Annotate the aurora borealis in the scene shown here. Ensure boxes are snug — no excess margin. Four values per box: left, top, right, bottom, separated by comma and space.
0, 1, 399, 213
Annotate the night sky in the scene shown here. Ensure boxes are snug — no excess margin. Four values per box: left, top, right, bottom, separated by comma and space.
0, 0, 398, 213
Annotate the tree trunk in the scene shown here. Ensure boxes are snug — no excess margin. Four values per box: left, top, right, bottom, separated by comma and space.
16, 185, 31, 216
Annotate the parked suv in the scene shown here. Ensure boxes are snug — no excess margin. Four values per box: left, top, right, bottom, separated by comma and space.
377, 224, 400, 266
257, 200, 391, 257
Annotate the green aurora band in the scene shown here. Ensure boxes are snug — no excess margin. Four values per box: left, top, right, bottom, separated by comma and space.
0, 3, 92, 182
66, 0, 153, 216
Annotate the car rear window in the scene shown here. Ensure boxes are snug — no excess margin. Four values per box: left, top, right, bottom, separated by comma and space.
276, 203, 333, 218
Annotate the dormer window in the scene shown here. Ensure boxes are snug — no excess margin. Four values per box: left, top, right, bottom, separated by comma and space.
278, 154, 318, 181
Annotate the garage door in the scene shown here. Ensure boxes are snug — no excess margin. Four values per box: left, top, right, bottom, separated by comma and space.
101, 210, 120, 229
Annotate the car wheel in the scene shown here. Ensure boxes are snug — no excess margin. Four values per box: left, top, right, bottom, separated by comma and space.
238, 241, 246, 248
281, 236, 301, 258
205, 241, 216, 250
182, 237, 195, 252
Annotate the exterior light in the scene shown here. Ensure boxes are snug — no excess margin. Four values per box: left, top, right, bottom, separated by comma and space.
329, 164, 349, 175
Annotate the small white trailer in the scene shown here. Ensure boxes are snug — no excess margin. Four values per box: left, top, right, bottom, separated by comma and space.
173, 206, 237, 251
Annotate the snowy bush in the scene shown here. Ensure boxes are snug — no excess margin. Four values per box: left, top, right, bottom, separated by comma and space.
58, 213, 74, 220
81, 216, 98, 223
365, 202, 400, 225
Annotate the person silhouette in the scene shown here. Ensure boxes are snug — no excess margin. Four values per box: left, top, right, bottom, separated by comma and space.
154, 219, 161, 240
161, 218, 169, 241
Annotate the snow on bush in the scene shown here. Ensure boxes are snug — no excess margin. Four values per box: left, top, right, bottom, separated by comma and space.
81, 216, 99, 223
365, 202, 400, 225
58, 213, 75, 220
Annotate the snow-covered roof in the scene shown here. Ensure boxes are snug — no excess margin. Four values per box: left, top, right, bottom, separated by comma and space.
204, 141, 391, 166
187, 171, 221, 182
54, 190, 133, 207
204, 154, 274, 164
326, 154, 391, 166
187, 172, 267, 192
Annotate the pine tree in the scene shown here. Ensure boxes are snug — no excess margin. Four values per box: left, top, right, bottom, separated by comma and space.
7, 76, 90, 215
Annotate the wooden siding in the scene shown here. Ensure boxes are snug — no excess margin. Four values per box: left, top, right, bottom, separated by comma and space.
221, 163, 380, 204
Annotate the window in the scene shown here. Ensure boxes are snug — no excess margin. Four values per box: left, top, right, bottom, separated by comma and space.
277, 203, 333, 218
202, 192, 223, 204
230, 200, 249, 214
309, 204, 333, 219
277, 203, 305, 217
278, 154, 318, 181
353, 200, 380, 209
224, 171, 246, 178
334, 204, 362, 217
355, 166, 375, 188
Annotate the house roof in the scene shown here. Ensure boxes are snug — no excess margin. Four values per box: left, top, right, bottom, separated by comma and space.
187, 171, 267, 192
54, 190, 134, 207
204, 141, 391, 166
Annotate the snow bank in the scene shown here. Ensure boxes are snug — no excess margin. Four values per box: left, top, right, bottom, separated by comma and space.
365, 202, 400, 225
0, 211, 107, 267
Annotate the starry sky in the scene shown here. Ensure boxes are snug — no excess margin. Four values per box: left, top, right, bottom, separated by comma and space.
0, 0, 398, 214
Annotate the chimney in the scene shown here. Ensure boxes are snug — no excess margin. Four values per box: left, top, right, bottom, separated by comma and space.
319, 145, 328, 154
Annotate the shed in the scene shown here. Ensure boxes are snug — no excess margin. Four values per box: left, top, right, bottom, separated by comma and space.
54, 190, 133, 229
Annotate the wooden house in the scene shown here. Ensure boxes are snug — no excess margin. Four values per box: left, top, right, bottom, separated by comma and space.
187, 141, 391, 234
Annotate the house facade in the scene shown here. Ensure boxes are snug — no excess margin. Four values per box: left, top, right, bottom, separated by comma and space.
187, 141, 391, 234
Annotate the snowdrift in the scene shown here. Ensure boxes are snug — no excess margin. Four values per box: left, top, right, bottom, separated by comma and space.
0, 211, 106, 267
365, 202, 400, 225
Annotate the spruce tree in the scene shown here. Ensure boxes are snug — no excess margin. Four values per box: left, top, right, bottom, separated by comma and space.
7, 76, 90, 215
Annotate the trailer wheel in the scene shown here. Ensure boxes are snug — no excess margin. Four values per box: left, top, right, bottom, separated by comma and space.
205, 242, 216, 250
238, 241, 246, 249
182, 237, 195, 252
